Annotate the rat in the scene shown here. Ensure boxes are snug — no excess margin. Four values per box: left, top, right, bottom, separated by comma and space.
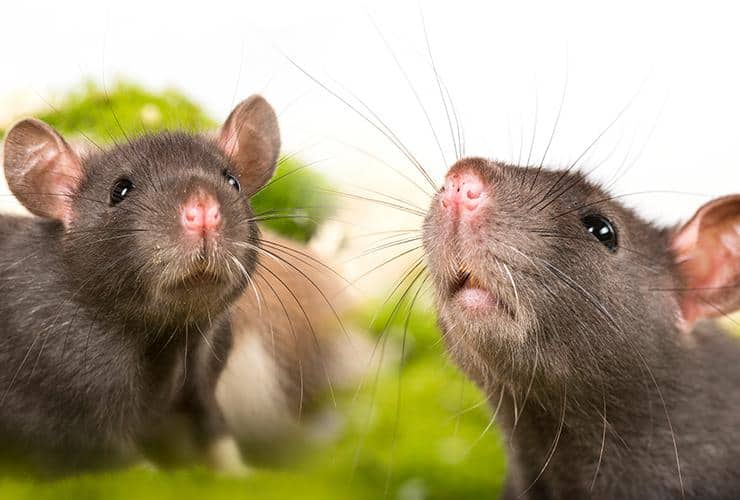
0, 94, 280, 474
422, 157, 740, 499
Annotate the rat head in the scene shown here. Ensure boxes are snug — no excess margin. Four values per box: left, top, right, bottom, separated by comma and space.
3, 95, 280, 325
423, 158, 740, 395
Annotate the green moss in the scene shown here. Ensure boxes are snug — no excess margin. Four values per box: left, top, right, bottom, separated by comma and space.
0, 81, 333, 242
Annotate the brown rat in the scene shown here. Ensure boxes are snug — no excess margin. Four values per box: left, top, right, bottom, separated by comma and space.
422, 158, 740, 499
0, 95, 279, 473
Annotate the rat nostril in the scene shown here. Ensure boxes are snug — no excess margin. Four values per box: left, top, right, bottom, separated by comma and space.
206, 206, 221, 225
184, 205, 202, 224
181, 195, 221, 234
441, 170, 486, 214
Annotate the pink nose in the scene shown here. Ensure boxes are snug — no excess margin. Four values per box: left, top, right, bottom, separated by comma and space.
180, 194, 221, 235
441, 170, 485, 213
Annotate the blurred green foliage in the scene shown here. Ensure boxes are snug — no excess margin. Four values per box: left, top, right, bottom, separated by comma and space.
0, 81, 332, 242
0, 302, 505, 500
251, 158, 333, 243
3, 81, 217, 141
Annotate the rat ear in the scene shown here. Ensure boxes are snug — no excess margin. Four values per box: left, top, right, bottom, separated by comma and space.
3, 119, 84, 226
671, 195, 740, 328
217, 95, 280, 196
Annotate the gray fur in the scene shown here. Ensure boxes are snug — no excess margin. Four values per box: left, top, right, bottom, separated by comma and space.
0, 131, 265, 474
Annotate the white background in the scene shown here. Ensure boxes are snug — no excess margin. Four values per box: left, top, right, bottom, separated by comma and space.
2, 0, 739, 228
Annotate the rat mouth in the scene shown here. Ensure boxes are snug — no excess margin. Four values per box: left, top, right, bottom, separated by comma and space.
165, 252, 231, 292
180, 267, 225, 286
448, 265, 511, 316
449, 265, 484, 295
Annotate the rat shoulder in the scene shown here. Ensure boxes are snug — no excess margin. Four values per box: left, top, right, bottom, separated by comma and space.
0, 214, 60, 253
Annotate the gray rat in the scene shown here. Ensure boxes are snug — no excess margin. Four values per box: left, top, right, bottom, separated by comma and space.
422, 158, 740, 499
0, 95, 279, 474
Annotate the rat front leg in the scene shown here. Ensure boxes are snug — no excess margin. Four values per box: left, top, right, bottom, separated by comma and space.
182, 317, 250, 474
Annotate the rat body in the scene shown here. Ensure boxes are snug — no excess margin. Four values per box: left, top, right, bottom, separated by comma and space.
422, 158, 740, 499
0, 95, 280, 473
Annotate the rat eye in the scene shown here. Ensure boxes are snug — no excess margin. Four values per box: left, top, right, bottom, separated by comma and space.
582, 214, 618, 252
223, 171, 240, 192
110, 178, 134, 205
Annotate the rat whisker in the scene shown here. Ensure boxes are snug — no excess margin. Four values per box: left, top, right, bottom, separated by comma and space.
529, 57, 569, 193
531, 78, 647, 211
511, 320, 539, 435
249, 157, 329, 198
550, 190, 710, 220
318, 188, 426, 218
29, 90, 105, 154
525, 86, 539, 175
420, 6, 460, 161
346, 237, 423, 262
256, 238, 357, 294
240, 272, 306, 418
286, 57, 437, 191
604, 94, 668, 193
255, 260, 338, 409
194, 322, 221, 365
502, 262, 520, 314
349, 228, 422, 241
351, 257, 427, 407
253, 243, 352, 345
534, 232, 655, 261
328, 138, 436, 198
519, 385, 568, 497
590, 390, 609, 491
342, 246, 425, 292
346, 184, 428, 213
534, 129, 628, 213
370, 16, 448, 167
648, 284, 740, 292
384, 268, 429, 499
465, 385, 506, 454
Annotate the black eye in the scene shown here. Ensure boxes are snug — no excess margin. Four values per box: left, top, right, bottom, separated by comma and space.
581, 214, 618, 252
223, 171, 240, 192
110, 178, 134, 205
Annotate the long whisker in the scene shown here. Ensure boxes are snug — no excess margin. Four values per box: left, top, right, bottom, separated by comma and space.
285, 57, 438, 190
370, 16, 448, 167
590, 391, 608, 491
529, 56, 569, 192
519, 385, 567, 497
531, 77, 648, 211
319, 188, 426, 217
420, 6, 459, 161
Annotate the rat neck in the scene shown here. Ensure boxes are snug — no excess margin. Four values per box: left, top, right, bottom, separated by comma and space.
490, 367, 688, 496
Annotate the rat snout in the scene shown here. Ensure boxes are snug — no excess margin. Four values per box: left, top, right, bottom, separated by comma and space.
180, 192, 222, 236
441, 170, 486, 216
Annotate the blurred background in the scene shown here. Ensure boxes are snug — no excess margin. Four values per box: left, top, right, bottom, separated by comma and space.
1, 1, 739, 499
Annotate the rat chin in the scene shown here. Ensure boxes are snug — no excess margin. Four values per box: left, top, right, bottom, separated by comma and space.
439, 297, 523, 344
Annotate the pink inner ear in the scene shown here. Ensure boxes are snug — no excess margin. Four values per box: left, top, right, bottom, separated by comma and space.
34, 149, 81, 225
676, 209, 740, 325
218, 124, 240, 161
